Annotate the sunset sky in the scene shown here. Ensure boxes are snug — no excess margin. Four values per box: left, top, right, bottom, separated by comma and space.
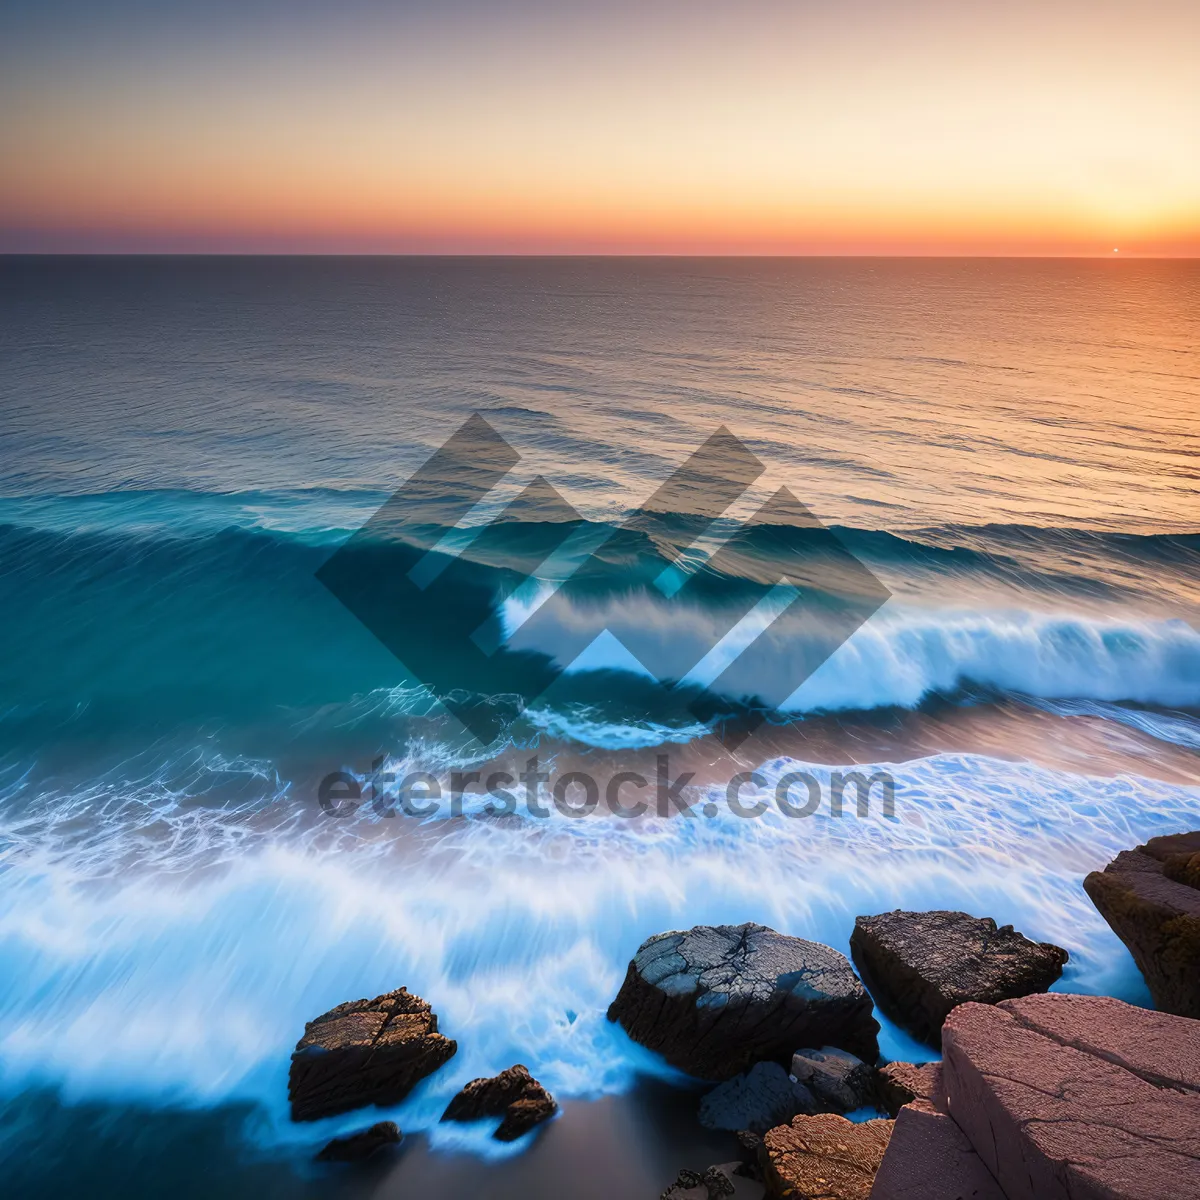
2, 0, 1197, 255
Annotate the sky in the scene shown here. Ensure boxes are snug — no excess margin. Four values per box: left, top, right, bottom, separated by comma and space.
1, 0, 1198, 255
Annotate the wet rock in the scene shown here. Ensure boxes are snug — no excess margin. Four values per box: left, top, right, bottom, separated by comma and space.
699, 1061, 815, 1134
869, 1105, 1004, 1200
314, 1120, 402, 1162
662, 1163, 764, 1200
790, 1047, 875, 1112
608, 922, 880, 1079
441, 1063, 557, 1141
941, 992, 1200, 1200
1084, 829, 1200, 1018
495, 1092, 558, 1141
288, 988, 456, 1122
759, 1112, 892, 1199
875, 1061, 946, 1117
736, 1130, 765, 1181
849, 910, 1067, 1045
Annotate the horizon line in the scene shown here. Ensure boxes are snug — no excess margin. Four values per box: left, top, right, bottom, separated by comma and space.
3, 251, 1197, 260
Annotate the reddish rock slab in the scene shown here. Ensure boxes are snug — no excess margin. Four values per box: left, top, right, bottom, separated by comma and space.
876, 1062, 946, 1117
759, 1112, 893, 1199
289, 987, 457, 1121
996, 991, 1200, 1092
869, 1105, 1004, 1200
1084, 830, 1200, 1018
441, 1063, 557, 1141
941, 995, 1200, 1200
849, 911, 1067, 1046
609, 923, 880, 1080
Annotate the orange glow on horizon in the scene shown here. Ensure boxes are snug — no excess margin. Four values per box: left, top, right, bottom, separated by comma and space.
1, 0, 1197, 254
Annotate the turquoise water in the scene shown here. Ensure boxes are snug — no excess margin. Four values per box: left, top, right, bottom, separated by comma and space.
1, 256, 1198, 1196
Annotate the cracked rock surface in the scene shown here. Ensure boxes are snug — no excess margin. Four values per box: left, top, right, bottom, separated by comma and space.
608, 922, 880, 1080
760, 1112, 893, 1199
870, 1105, 1005, 1200
849, 910, 1067, 1045
288, 988, 457, 1121
441, 1063, 557, 1141
1084, 829, 1200, 1018
940, 993, 1200, 1200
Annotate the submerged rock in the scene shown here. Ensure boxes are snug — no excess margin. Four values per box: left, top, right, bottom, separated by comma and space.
314, 1120, 402, 1162
441, 1063, 557, 1141
1084, 829, 1200, 1018
699, 1061, 814, 1134
608, 922, 880, 1080
789, 1047, 875, 1113
849, 910, 1067, 1045
288, 988, 456, 1122
759, 1112, 892, 1200
941, 992, 1200, 1200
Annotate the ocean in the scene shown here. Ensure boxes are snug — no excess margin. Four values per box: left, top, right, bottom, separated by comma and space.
1, 255, 1198, 1197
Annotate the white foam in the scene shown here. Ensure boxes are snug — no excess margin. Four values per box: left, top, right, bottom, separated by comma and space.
504, 592, 1200, 712
0, 749, 1196, 1155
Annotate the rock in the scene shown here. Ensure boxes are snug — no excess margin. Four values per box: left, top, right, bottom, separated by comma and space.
875, 1061, 946, 1117
736, 1130, 765, 1180
314, 1120, 402, 1162
495, 1092, 558, 1141
608, 923, 880, 1079
869, 1105, 1005, 1200
661, 1165, 742, 1199
288, 987, 457, 1121
1083, 829, 1200, 1018
662, 1163, 766, 1200
441, 1063, 557, 1141
941, 993, 1200, 1200
790, 1047, 875, 1112
699, 1061, 815, 1134
849, 910, 1067, 1045
1166, 849, 1200, 890
759, 1112, 892, 1200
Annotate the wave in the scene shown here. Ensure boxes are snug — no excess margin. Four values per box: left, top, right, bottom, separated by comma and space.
515, 595, 1200, 713
780, 608, 1200, 712
1, 514, 1197, 751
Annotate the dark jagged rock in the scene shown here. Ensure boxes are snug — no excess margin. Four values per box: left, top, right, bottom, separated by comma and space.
441, 1063, 557, 1141
495, 1092, 558, 1141
759, 1112, 892, 1199
662, 1163, 764, 1200
699, 1061, 814, 1134
288, 987, 456, 1121
314, 1120, 402, 1162
608, 923, 880, 1079
870, 1105, 1004, 1200
876, 1060, 946, 1117
941, 993, 1200, 1200
736, 1130, 765, 1181
790, 1047, 875, 1112
1084, 829, 1200, 1018
849, 910, 1067, 1045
